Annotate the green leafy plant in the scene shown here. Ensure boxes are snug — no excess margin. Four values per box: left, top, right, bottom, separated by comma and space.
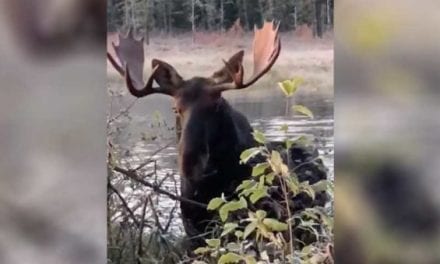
193, 129, 333, 263
191, 79, 333, 263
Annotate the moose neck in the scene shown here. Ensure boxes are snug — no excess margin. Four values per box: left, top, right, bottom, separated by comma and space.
178, 97, 254, 183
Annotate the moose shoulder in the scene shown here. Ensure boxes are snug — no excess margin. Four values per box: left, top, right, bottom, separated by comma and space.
108, 22, 281, 237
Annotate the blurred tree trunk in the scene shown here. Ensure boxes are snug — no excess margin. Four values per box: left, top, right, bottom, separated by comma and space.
220, 0, 225, 33
293, 3, 297, 29
267, 0, 274, 20
144, 0, 150, 45
192, 0, 196, 43
242, 0, 250, 30
326, 0, 330, 25
315, 0, 323, 38
257, 0, 264, 25
167, 1, 172, 34
161, 1, 167, 34
124, 0, 130, 28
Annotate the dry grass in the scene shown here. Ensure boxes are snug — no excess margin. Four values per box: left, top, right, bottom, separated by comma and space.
107, 32, 333, 99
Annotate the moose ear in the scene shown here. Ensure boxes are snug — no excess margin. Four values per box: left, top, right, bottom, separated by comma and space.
151, 59, 184, 92
211, 50, 244, 84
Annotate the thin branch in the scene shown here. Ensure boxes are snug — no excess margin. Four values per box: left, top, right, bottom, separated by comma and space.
148, 195, 164, 232
133, 141, 174, 171
108, 182, 140, 227
113, 165, 207, 208
137, 194, 150, 263
164, 203, 178, 232
108, 98, 139, 124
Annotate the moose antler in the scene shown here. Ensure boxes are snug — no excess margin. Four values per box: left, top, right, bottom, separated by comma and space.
213, 21, 281, 92
107, 28, 171, 97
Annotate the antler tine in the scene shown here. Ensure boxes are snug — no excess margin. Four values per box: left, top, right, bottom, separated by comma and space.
107, 28, 172, 97
213, 21, 281, 92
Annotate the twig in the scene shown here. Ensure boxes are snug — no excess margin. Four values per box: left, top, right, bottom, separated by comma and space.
148, 195, 164, 232
137, 194, 150, 264
108, 182, 140, 227
164, 203, 178, 232
279, 175, 295, 255
108, 98, 139, 124
133, 141, 174, 171
113, 166, 207, 208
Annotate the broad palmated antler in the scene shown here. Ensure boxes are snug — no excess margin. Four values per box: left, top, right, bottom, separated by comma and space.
107, 28, 172, 97
212, 21, 281, 92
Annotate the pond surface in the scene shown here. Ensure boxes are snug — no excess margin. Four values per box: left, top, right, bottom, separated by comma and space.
109, 91, 333, 234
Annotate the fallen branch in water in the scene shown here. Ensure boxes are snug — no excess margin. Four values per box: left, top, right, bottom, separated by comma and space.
113, 165, 207, 208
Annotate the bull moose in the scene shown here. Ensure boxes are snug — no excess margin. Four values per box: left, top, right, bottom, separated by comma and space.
107, 22, 327, 242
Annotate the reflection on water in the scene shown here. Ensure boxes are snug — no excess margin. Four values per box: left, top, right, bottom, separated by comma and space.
110, 92, 333, 234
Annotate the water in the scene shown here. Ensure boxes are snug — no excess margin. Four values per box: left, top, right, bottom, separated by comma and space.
109, 91, 333, 234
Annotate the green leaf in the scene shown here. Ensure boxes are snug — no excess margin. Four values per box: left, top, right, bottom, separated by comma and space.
252, 130, 266, 144
234, 230, 243, 239
207, 197, 224, 210
221, 223, 239, 237
205, 238, 221, 248
271, 150, 283, 166
240, 147, 261, 164
194, 246, 211, 255
263, 218, 288, 231
236, 180, 256, 192
219, 206, 229, 222
265, 172, 275, 185
287, 176, 300, 195
219, 198, 248, 222
278, 77, 303, 97
300, 182, 316, 200
251, 163, 269, 177
270, 150, 289, 177
243, 221, 258, 239
311, 180, 330, 193
301, 245, 314, 255
250, 187, 268, 204
256, 210, 267, 220
225, 242, 241, 252
243, 255, 257, 264
218, 252, 242, 264
292, 105, 314, 119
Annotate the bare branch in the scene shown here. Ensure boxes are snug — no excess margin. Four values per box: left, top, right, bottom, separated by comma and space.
113, 166, 207, 208
108, 98, 139, 124
108, 182, 141, 227
137, 195, 150, 263
148, 195, 164, 232
133, 141, 173, 171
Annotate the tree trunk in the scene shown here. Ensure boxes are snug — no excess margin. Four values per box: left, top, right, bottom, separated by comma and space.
257, 0, 264, 25
293, 5, 297, 29
267, 0, 274, 20
144, 0, 150, 45
220, 0, 225, 33
130, 0, 135, 30
326, 0, 330, 25
124, 0, 130, 29
314, 0, 323, 38
162, 1, 167, 34
192, 0, 196, 43
242, 0, 250, 31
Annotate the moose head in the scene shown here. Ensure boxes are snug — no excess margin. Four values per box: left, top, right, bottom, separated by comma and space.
108, 21, 281, 238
